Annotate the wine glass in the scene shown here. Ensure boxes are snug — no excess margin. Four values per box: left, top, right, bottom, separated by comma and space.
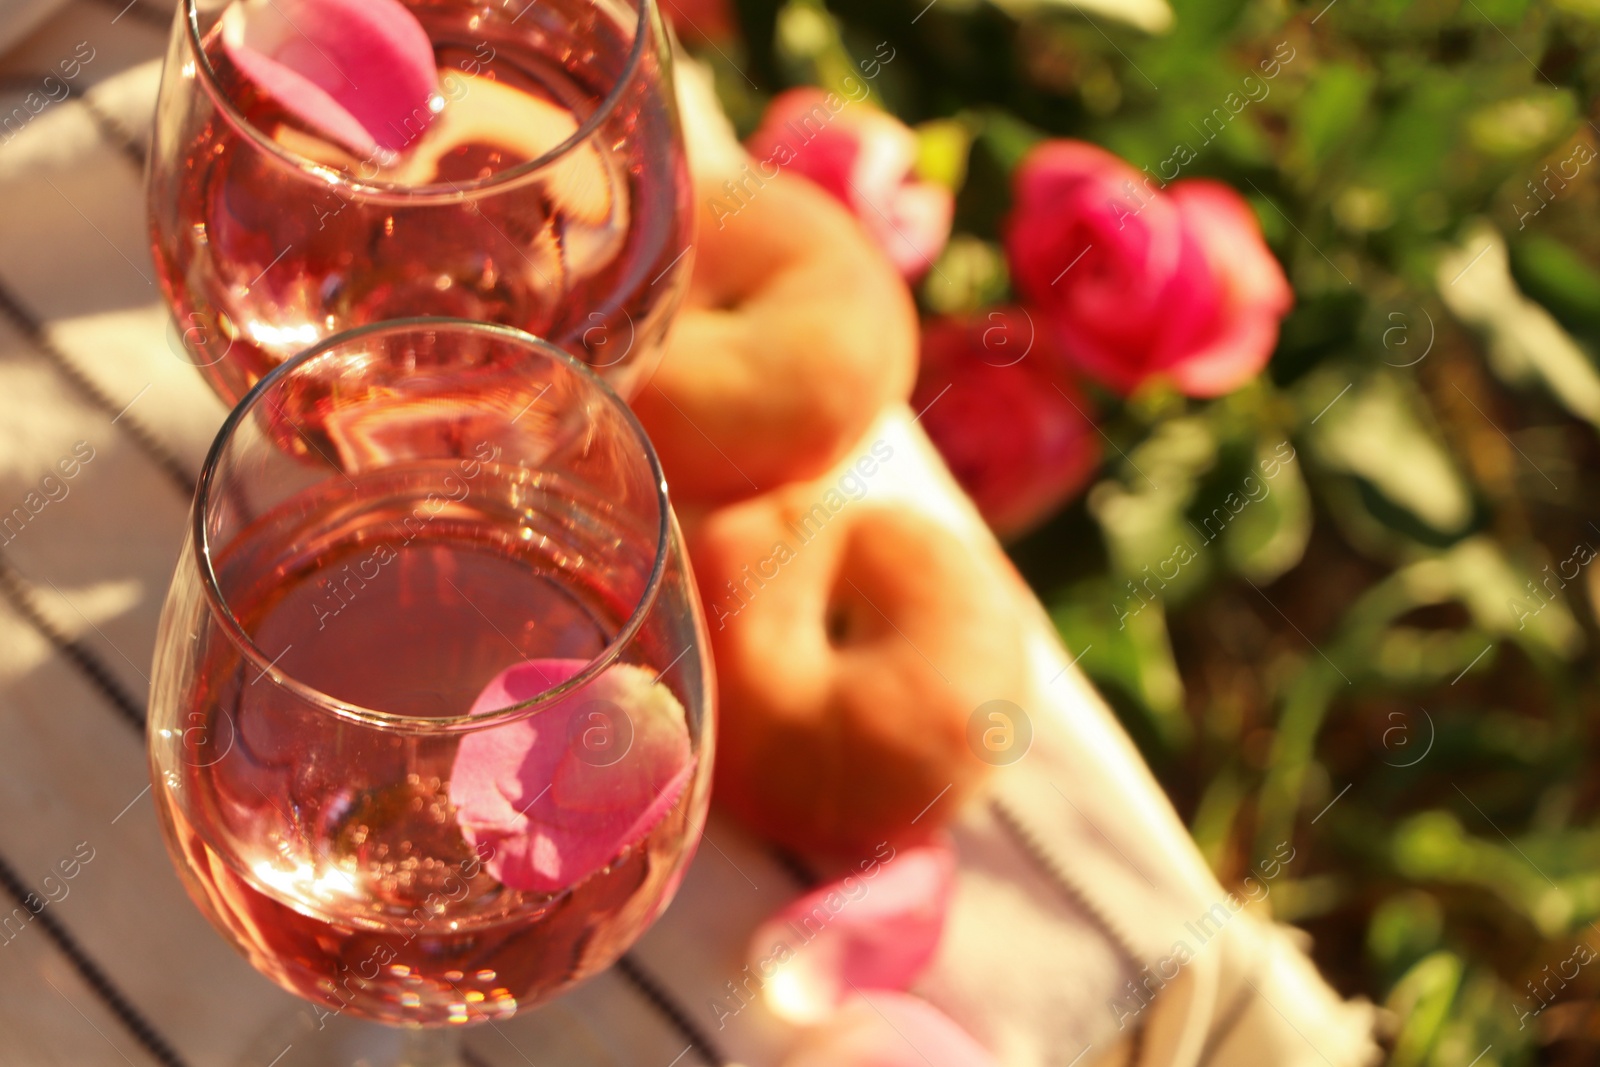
148, 319, 714, 1066
147, 0, 693, 407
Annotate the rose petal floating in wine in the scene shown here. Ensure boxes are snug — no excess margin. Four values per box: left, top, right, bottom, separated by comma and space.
781, 993, 997, 1067
221, 0, 439, 157
752, 835, 956, 1025
449, 658, 693, 894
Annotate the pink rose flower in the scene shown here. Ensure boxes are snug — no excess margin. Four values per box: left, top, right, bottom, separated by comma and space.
747, 88, 953, 280
1004, 140, 1292, 398
221, 0, 440, 157
912, 308, 1102, 539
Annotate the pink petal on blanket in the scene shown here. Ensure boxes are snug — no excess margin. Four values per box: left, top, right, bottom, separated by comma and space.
754, 836, 957, 1024
449, 658, 694, 894
220, 0, 439, 156
781, 993, 997, 1067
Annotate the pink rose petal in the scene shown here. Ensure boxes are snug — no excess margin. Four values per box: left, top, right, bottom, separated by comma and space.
751, 836, 957, 1024
880, 179, 956, 280
221, 0, 439, 157
1163, 179, 1294, 398
781, 993, 997, 1067
449, 659, 694, 894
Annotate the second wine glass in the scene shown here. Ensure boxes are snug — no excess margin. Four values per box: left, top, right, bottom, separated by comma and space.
148, 0, 693, 407
148, 319, 713, 1065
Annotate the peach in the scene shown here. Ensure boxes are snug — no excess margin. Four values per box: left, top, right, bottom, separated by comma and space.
631, 171, 918, 504
685, 474, 1026, 857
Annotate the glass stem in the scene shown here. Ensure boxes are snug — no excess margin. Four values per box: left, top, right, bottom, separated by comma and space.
396, 1028, 464, 1067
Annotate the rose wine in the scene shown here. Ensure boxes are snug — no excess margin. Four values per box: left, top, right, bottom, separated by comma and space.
150, 0, 692, 405
151, 465, 702, 1026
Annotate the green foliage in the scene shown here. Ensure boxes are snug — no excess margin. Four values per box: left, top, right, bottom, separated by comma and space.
709, 0, 1600, 1058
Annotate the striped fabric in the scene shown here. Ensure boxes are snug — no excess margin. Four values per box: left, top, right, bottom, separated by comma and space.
0, 5, 1378, 1066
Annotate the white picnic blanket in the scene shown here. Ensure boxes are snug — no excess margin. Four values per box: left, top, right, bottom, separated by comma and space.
0, 5, 1379, 1066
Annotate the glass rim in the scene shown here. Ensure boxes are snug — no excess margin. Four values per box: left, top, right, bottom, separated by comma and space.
182, 0, 657, 201
192, 316, 674, 734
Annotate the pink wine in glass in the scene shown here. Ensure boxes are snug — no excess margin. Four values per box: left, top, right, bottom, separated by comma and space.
155, 471, 703, 1025
147, 322, 713, 1042
149, 0, 693, 407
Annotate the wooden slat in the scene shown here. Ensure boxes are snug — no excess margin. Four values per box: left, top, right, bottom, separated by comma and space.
0, 847, 187, 1067
0, 62, 225, 481
84, 0, 177, 32
0, 313, 191, 703
477, 969, 704, 1067
0, 597, 305, 1064
0, 915, 163, 1067
621, 814, 804, 1066
4, 0, 170, 97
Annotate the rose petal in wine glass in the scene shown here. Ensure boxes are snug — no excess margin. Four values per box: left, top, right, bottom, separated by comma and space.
751, 835, 957, 1025
220, 0, 439, 157
449, 659, 693, 894
267, 70, 626, 265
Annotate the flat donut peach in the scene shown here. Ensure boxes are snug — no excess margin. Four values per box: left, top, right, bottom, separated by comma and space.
686, 481, 1026, 857
632, 171, 918, 504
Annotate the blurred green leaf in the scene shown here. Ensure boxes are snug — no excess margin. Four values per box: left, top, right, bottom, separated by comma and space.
973, 107, 1045, 174
1436, 967, 1528, 1067
1089, 416, 1219, 600
1164, 0, 1250, 43
1439, 539, 1582, 659
1441, 223, 1600, 435
1306, 371, 1475, 538
915, 117, 974, 189
921, 234, 1010, 314
1392, 811, 1575, 937
1357, 75, 1471, 203
1269, 874, 1348, 922
1467, 91, 1575, 158
1388, 951, 1464, 1067
1367, 890, 1446, 982
1553, 0, 1600, 18
1052, 586, 1191, 751
1368, 625, 1499, 687
1190, 765, 1249, 869
1268, 291, 1368, 386
989, 0, 1173, 33
1470, 0, 1536, 25
1288, 63, 1377, 178
1219, 439, 1312, 582
774, 0, 870, 100
1508, 235, 1600, 339
1364, 0, 1420, 27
